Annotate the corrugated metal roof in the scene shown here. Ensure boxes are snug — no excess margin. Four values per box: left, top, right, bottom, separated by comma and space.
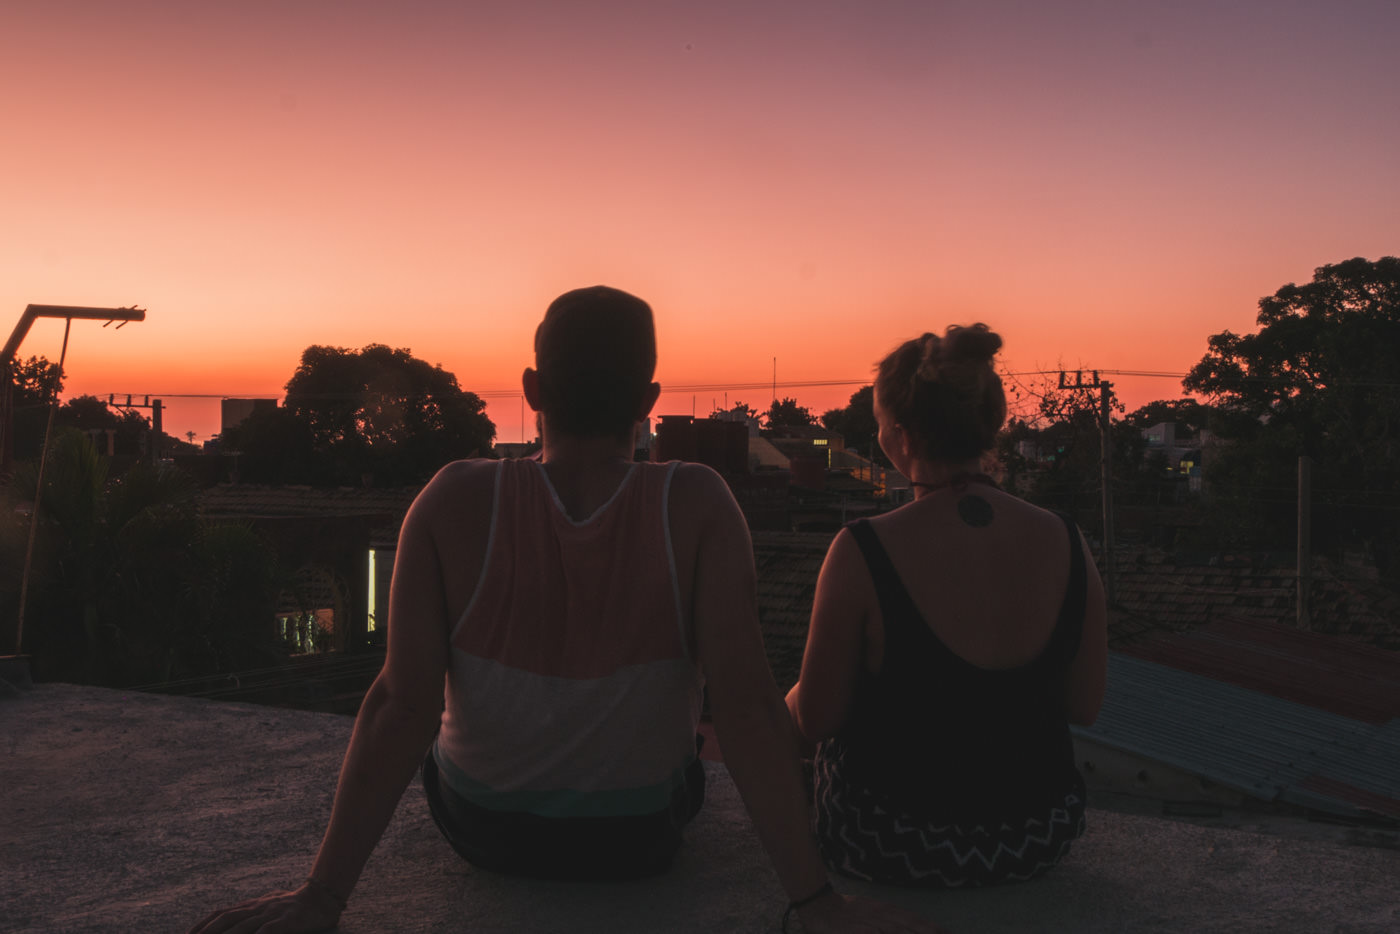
1075, 653, 1400, 819
1120, 615, 1400, 724
1294, 718, 1400, 813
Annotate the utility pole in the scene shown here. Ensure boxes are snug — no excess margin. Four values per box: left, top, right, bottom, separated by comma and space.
110, 395, 164, 465
1059, 370, 1116, 607
1297, 455, 1312, 631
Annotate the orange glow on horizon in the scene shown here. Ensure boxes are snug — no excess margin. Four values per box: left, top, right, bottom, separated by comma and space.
2, 2, 1395, 445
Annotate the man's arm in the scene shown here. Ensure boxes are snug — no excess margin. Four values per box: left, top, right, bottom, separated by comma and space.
678, 464, 942, 934
685, 466, 829, 902
188, 470, 459, 934
1065, 526, 1108, 725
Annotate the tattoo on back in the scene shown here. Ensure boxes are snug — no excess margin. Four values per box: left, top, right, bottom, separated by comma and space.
957, 494, 994, 528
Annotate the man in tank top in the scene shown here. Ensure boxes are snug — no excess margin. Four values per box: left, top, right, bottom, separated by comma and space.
190, 287, 942, 934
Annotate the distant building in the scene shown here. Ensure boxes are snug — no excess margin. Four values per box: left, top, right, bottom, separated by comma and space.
1142, 421, 1218, 493
766, 423, 843, 452
653, 415, 750, 475
1142, 421, 1215, 472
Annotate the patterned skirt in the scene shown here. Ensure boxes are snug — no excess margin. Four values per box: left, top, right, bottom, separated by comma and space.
812, 751, 1086, 888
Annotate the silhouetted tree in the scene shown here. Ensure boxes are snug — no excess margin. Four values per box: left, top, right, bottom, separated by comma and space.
9, 355, 61, 400
708, 401, 759, 421
763, 396, 817, 430
224, 344, 496, 486
6, 355, 63, 461
821, 385, 887, 465
1184, 256, 1400, 578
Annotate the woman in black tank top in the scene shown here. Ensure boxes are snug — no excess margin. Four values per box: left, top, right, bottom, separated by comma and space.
786, 325, 1108, 888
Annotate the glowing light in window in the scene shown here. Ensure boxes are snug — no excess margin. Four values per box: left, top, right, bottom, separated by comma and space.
367, 549, 378, 632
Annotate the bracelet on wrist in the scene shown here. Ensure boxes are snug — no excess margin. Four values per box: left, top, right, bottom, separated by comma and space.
304, 875, 348, 912
781, 881, 835, 933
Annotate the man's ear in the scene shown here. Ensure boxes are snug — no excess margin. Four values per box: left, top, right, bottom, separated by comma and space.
522, 368, 542, 411
638, 381, 661, 419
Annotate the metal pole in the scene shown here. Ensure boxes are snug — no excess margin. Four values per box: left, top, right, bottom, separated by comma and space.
0, 360, 12, 475
1099, 380, 1116, 608
151, 398, 163, 465
1298, 455, 1312, 631
16, 318, 72, 655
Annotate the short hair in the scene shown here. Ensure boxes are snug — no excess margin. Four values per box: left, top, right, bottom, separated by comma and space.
534, 286, 657, 439
875, 323, 1006, 461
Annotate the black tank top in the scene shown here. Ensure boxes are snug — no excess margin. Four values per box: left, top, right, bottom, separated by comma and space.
823, 512, 1087, 825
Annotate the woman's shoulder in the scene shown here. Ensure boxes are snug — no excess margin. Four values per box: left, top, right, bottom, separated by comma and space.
866, 487, 1070, 545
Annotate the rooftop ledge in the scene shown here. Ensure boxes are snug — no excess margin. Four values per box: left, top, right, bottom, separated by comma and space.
3, 685, 1397, 934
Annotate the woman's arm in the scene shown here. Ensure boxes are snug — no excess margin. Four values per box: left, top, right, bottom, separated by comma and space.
188, 478, 455, 934
786, 527, 873, 744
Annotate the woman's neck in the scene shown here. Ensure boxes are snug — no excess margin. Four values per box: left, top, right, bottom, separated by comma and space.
906, 458, 988, 498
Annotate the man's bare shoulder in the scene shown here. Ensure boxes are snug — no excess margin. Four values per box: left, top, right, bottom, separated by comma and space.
406, 458, 500, 526
427, 457, 500, 489
667, 460, 731, 500
666, 461, 745, 521
664, 462, 748, 552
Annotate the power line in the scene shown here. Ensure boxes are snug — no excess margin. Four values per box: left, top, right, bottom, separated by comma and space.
76, 365, 1400, 409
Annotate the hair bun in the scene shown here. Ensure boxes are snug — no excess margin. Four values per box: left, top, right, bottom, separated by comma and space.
912, 324, 1001, 386
943, 323, 1002, 364
915, 333, 943, 383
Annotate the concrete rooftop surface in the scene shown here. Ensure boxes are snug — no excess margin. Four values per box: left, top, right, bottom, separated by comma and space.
3, 684, 1398, 934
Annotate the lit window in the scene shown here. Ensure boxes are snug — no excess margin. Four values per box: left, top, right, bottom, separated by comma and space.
367, 549, 378, 632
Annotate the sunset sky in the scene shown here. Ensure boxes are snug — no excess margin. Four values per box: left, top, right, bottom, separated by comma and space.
2, 0, 1396, 444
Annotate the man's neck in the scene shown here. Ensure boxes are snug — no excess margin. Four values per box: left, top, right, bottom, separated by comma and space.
539, 430, 635, 467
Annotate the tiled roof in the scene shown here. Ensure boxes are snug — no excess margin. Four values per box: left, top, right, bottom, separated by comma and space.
198, 484, 421, 520
752, 530, 834, 691
1110, 549, 1400, 650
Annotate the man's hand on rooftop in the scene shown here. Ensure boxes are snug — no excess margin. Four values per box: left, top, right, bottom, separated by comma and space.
797, 892, 948, 934
186, 882, 342, 934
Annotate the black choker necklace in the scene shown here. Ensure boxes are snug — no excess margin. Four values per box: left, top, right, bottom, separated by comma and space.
908, 472, 998, 493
